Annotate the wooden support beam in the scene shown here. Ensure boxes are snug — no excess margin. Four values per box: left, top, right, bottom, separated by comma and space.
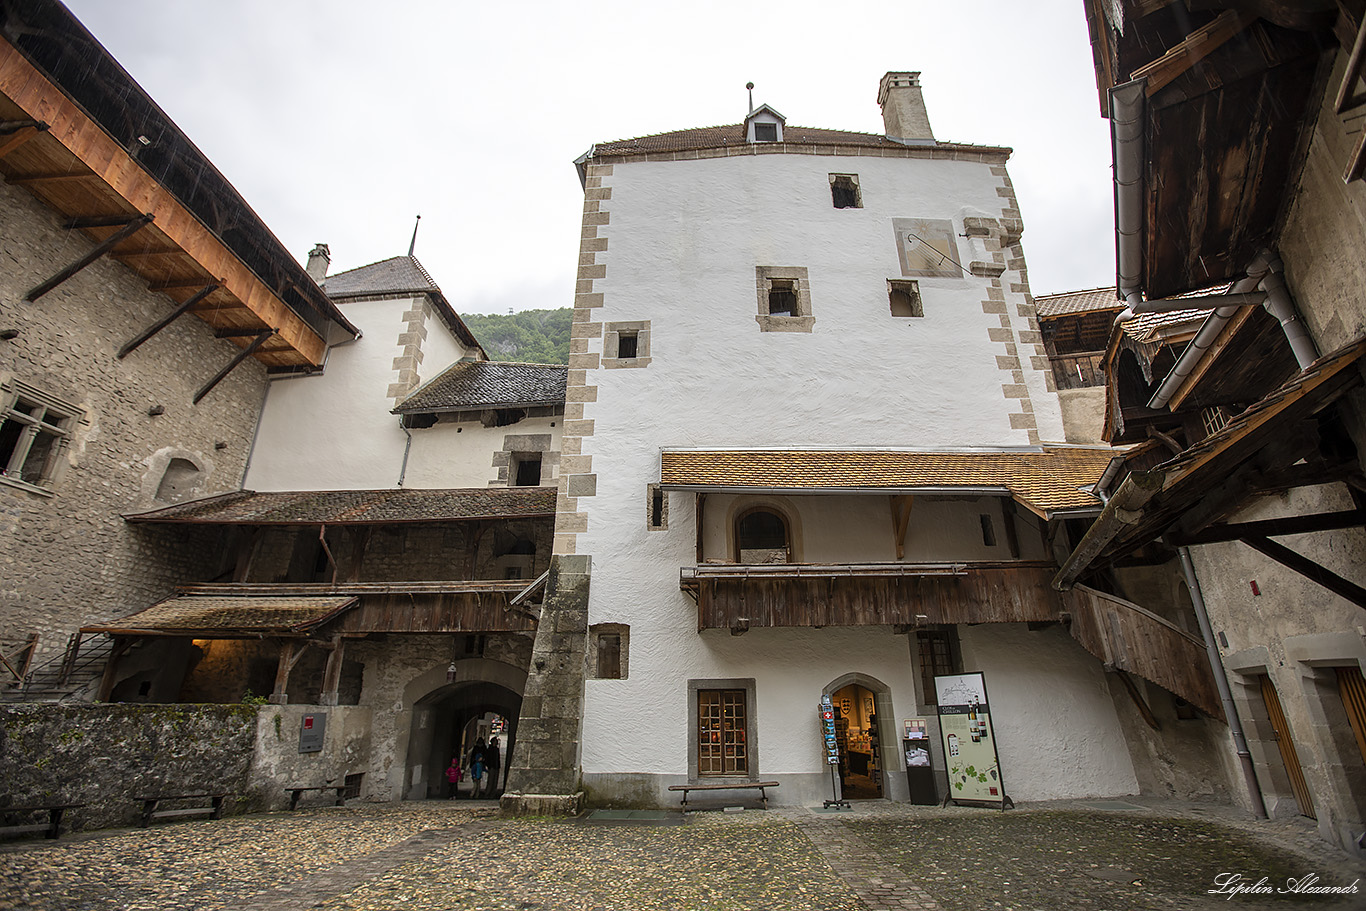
6, 171, 98, 185
269, 640, 309, 705
0, 122, 47, 159
890, 495, 914, 560
1116, 670, 1161, 731
319, 635, 346, 706
1240, 535, 1366, 609
1131, 10, 1251, 96
148, 279, 219, 293
1172, 509, 1366, 546
96, 638, 133, 703
112, 248, 185, 259
64, 214, 146, 230
118, 282, 220, 359
193, 330, 274, 404
318, 524, 339, 586
1335, 6, 1366, 114
213, 327, 268, 338
695, 493, 706, 564
23, 214, 154, 301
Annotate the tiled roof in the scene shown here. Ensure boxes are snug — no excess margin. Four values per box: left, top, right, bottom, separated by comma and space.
125, 487, 557, 525
1118, 308, 1213, 344
591, 124, 1009, 157
87, 596, 357, 634
659, 448, 1114, 515
322, 256, 440, 298
1035, 288, 1123, 318
395, 361, 567, 413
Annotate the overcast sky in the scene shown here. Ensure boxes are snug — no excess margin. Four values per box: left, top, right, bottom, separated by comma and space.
63, 0, 1117, 315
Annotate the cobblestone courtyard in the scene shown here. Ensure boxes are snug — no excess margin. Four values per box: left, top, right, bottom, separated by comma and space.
2, 799, 1363, 911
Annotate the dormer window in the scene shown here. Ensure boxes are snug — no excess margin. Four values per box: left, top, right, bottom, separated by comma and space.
754, 122, 778, 142
744, 103, 786, 144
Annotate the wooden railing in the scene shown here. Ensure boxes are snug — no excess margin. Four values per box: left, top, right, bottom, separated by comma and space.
1051, 353, 1106, 390
1061, 584, 1223, 720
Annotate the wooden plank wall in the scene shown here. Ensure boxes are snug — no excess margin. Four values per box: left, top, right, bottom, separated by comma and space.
697, 565, 1061, 630
1061, 585, 1224, 721
335, 593, 536, 634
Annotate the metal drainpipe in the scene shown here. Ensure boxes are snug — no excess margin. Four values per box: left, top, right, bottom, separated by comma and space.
397, 418, 413, 488
1175, 544, 1268, 819
1250, 256, 1318, 370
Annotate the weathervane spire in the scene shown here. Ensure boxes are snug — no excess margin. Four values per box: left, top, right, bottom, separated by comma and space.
408, 214, 422, 257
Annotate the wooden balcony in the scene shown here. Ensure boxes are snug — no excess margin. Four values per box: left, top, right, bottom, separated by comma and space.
681, 561, 1062, 631
1060, 585, 1223, 720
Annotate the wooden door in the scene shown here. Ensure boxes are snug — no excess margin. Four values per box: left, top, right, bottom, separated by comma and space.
1336, 666, 1366, 767
1259, 675, 1315, 819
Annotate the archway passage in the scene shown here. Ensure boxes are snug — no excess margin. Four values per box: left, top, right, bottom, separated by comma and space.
406, 679, 521, 800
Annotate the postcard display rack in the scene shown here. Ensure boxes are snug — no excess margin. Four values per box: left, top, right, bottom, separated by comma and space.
818, 695, 850, 809
933, 672, 1012, 809
901, 717, 938, 805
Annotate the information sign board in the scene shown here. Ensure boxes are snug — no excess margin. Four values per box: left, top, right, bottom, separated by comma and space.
934, 673, 1008, 808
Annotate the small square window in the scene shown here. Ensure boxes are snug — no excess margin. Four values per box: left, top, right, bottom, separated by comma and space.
767, 280, 797, 316
617, 331, 638, 359
513, 454, 542, 487
604, 321, 651, 368
589, 624, 629, 679
888, 280, 923, 318
753, 122, 778, 142
830, 174, 862, 209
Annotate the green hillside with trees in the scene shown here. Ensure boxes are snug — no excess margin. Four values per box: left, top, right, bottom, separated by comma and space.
462, 308, 572, 364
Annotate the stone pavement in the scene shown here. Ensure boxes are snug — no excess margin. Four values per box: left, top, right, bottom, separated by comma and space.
0, 797, 1363, 910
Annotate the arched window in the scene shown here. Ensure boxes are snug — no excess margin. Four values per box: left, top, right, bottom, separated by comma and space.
735, 508, 790, 564
155, 457, 204, 503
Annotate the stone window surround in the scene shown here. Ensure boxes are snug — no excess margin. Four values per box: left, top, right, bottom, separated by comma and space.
687, 677, 759, 782
490, 433, 559, 487
587, 622, 629, 680
755, 266, 814, 333
603, 320, 652, 368
0, 379, 83, 496
887, 279, 924, 318
724, 497, 803, 563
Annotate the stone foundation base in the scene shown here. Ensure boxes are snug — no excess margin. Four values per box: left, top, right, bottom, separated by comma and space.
499, 791, 584, 817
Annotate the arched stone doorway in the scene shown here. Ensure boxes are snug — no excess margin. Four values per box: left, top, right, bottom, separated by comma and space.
401, 658, 526, 800
824, 672, 904, 801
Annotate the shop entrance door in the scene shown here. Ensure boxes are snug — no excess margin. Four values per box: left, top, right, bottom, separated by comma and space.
831, 682, 882, 799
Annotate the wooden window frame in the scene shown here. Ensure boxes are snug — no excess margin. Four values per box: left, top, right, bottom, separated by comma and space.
688, 678, 757, 781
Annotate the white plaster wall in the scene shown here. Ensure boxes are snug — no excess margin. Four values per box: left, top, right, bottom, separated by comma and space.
957, 624, 1140, 800
246, 296, 469, 491
697, 492, 1047, 563
586, 154, 1064, 451
404, 416, 563, 489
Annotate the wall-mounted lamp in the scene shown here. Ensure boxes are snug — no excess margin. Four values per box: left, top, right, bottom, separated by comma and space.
446, 661, 457, 683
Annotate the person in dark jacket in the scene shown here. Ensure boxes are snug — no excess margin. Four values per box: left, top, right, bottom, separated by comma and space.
467, 737, 487, 798
485, 736, 502, 796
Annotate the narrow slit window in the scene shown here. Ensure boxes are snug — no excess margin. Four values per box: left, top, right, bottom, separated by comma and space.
597, 634, 621, 679
649, 485, 665, 529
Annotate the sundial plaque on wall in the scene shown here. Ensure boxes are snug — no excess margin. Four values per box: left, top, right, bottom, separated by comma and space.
892, 218, 962, 278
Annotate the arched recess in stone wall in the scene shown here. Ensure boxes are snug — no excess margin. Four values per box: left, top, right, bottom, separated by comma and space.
399, 657, 528, 800
823, 671, 901, 798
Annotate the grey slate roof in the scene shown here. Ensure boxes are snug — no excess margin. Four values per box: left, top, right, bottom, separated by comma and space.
395, 361, 568, 414
125, 487, 557, 525
321, 256, 441, 298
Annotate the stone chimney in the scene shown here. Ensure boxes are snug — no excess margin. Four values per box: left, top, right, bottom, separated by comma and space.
878, 72, 935, 143
306, 243, 331, 282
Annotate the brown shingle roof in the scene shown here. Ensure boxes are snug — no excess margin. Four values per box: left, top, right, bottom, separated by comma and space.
658, 448, 1114, 516
395, 361, 567, 413
125, 487, 557, 525
591, 124, 1009, 158
1035, 288, 1124, 318
86, 596, 357, 635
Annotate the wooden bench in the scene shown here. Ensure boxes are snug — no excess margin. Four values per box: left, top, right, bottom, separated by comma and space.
0, 803, 84, 840
286, 785, 347, 810
668, 781, 780, 809
135, 794, 231, 827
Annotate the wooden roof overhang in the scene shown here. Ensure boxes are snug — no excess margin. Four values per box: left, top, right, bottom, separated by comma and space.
684, 561, 1063, 631
1086, 2, 1338, 299
1057, 337, 1366, 596
81, 595, 360, 639
0, 19, 355, 369
177, 582, 538, 634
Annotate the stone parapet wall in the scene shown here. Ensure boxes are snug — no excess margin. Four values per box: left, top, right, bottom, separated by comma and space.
0, 703, 260, 831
